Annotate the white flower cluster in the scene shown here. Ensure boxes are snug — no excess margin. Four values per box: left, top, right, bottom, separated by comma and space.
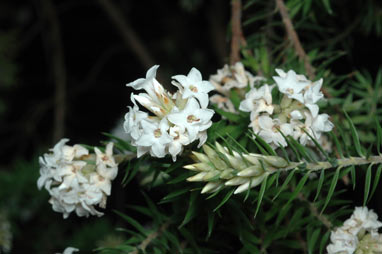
239, 69, 333, 148
327, 207, 382, 254
37, 139, 119, 218
209, 62, 265, 113
124, 65, 214, 161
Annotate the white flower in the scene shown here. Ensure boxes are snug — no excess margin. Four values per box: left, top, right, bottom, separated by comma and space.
257, 115, 293, 147
168, 126, 191, 161
239, 84, 274, 121
303, 78, 324, 117
127, 65, 159, 99
95, 142, 118, 180
167, 97, 214, 141
57, 161, 88, 190
135, 119, 172, 158
124, 94, 148, 141
327, 206, 382, 254
209, 94, 236, 114
209, 62, 265, 94
312, 113, 334, 137
327, 228, 358, 254
273, 69, 309, 103
124, 65, 215, 160
56, 247, 79, 254
172, 67, 214, 108
38, 139, 120, 218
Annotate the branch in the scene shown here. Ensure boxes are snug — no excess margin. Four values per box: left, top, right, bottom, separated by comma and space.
97, 0, 156, 70
129, 221, 170, 254
275, 0, 315, 80
230, 0, 247, 65
39, 0, 67, 142
297, 192, 333, 229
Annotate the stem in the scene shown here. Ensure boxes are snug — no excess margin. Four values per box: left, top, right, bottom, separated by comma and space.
129, 221, 170, 254
297, 192, 333, 229
97, 0, 156, 70
275, 0, 315, 79
276, 155, 382, 173
230, 0, 246, 65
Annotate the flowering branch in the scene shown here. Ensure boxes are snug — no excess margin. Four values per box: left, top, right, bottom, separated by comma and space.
185, 142, 382, 195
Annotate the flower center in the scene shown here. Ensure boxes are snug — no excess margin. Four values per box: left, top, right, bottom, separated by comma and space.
187, 115, 200, 123
286, 88, 294, 94
154, 128, 162, 138
190, 85, 198, 93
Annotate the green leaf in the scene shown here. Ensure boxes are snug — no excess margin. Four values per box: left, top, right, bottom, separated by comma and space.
273, 169, 296, 201
179, 192, 198, 228
122, 159, 140, 187
212, 105, 242, 122
376, 117, 382, 155
246, 132, 269, 155
254, 175, 267, 218
369, 164, 382, 202
114, 210, 147, 236
303, 129, 330, 161
322, 0, 333, 14
102, 132, 137, 152
251, 130, 277, 156
229, 89, 242, 109
321, 167, 341, 214
336, 126, 350, 156
214, 189, 235, 212
344, 111, 364, 156
206, 212, 215, 240
308, 228, 321, 254
284, 171, 310, 207
319, 231, 330, 254
159, 188, 191, 204
314, 169, 325, 202
363, 164, 373, 206
350, 165, 356, 190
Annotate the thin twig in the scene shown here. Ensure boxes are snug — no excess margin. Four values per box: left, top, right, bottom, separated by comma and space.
39, 0, 67, 142
230, 0, 247, 65
97, 0, 156, 70
297, 192, 333, 229
129, 221, 170, 254
275, 0, 315, 79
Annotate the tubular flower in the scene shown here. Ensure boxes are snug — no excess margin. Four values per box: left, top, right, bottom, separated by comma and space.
327, 207, 382, 254
37, 139, 119, 218
124, 65, 214, 161
237, 68, 333, 149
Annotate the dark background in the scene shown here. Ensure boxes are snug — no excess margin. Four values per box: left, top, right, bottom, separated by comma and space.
0, 0, 381, 253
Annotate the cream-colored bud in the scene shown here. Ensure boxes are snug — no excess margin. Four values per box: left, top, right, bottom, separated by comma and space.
215, 142, 228, 154
243, 154, 260, 165
202, 171, 220, 181
201, 181, 223, 194
237, 166, 263, 177
192, 152, 210, 163
220, 169, 235, 179
187, 172, 208, 182
225, 154, 246, 170
203, 145, 228, 170
234, 174, 267, 194
225, 177, 249, 186
262, 156, 288, 168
